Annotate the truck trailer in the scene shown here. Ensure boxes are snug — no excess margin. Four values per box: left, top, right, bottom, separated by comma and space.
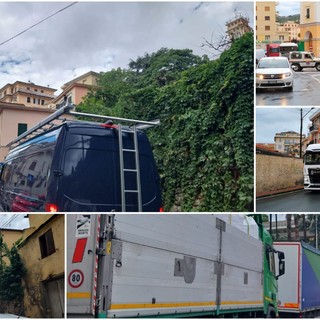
274, 241, 320, 317
67, 214, 284, 318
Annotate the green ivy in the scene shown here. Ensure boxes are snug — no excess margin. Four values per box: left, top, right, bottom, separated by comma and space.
80, 33, 254, 211
0, 233, 26, 301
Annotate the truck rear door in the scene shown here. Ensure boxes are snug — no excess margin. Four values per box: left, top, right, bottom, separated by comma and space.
274, 242, 301, 313
67, 214, 100, 316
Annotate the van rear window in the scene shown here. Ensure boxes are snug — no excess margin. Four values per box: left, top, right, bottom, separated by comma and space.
60, 131, 158, 210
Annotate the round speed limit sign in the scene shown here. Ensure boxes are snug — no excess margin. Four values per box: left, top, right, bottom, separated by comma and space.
68, 269, 84, 288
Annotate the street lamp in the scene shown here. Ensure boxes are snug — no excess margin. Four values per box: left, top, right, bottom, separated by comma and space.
300, 108, 314, 158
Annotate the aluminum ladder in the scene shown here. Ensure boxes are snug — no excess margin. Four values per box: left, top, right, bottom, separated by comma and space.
118, 125, 142, 212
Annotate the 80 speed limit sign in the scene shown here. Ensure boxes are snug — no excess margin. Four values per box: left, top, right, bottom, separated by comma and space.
68, 269, 84, 288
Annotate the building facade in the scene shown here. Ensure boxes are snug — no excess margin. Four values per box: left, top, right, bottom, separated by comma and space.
0, 103, 54, 161
48, 71, 101, 109
308, 109, 320, 144
226, 14, 253, 40
19, 214, 64, 318
281, 20, 300, 41
256, 2, 290, 49
300, 2, 320, 56
274, 131, 305, 154
0, 81, 56, 108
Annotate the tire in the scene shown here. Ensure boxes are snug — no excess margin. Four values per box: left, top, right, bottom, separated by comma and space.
292, 64, 302, 72
287, 85, 293, 92
316, 64, 320, 71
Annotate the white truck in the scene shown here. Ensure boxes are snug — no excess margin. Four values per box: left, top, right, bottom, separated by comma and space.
304, 143, 320, 190
67, 214, 284, 318
274, 242, 320, 318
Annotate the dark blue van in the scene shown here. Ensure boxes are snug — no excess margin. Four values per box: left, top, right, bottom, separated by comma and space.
0, 106, 162, 212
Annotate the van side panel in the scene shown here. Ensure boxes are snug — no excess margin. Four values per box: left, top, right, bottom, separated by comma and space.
0, 129, 61, 211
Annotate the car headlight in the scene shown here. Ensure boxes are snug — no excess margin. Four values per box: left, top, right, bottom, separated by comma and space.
256, 73, 264, 79
282, 72, 292, 79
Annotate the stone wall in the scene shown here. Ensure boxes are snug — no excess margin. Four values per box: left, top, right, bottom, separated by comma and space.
256, 153, 304, 196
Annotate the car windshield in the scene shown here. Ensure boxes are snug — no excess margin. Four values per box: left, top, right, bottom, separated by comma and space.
258, 59, 289, 69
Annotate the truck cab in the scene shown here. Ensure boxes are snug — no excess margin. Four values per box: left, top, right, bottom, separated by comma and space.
304, 143, 320, 190
289, 51, 320, 72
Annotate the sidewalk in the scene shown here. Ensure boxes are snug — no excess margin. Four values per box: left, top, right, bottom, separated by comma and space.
256, 185, 304, 198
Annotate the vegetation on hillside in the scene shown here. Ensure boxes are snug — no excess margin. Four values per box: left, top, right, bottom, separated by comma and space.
80, 32, 254, 211
276, 14, 300, 24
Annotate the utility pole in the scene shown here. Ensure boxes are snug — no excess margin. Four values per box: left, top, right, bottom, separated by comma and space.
300, 108, 303, 158
316, 215, 318, 250
300, 108, 315, 158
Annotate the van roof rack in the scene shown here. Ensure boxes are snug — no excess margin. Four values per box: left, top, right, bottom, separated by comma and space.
7, 104, 160, 148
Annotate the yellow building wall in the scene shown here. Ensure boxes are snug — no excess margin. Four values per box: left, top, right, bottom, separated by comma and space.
300, 2, 320, 56
256, 1, 278, 43
19, 214, 64, 318
0, 229, 23, 248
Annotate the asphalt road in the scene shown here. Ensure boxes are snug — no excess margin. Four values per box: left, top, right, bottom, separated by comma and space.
256, 189, 320, 212
256, 69, 320, 106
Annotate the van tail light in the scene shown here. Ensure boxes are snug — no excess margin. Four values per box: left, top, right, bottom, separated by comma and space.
45, 203, 58, 212
100, 123, 118, 129
159, 207, 164, 212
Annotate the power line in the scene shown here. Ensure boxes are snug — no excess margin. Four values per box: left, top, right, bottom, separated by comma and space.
0, 214, 19, 229
0, 2, 77, 47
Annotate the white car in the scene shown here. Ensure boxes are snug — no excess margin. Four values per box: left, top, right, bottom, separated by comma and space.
256, 57, 293, 92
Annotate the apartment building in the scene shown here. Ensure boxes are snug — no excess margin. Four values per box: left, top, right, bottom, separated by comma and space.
308, 109, 320, 144
0, 72, 101, 160
0, 81, 56, 108
281, 20, 300, 41
256, 2, 290, 49
48, 71, 101, 109
274, 131, 305, 154
226, 14, 253, 40
300, 2, 320, 56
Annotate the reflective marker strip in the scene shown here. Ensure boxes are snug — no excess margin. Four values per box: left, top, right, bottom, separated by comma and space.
283, 303, 299, 308
93, 214, 101, 315
72, 238, 88, 263
67, 292, 91, 299
109, 300, 263, 310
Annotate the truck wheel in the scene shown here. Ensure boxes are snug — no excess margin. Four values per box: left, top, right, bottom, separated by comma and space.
266, 306, 276, 318
292, 64, 301, 72
316, 64, 320, 71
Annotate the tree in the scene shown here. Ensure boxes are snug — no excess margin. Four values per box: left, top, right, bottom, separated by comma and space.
0, 233, 26, 303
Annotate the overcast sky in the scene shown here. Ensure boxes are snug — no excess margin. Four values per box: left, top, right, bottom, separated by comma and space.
276, 2, 300, 16
0, 214, 30, 230
0, 2, 253, 94
256, 107, 318, 143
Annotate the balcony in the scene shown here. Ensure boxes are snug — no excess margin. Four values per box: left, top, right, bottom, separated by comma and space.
309, 124, 319, 133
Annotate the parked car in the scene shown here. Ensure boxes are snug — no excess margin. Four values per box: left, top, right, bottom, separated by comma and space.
0, 107, 162, 212
256, 57, 293, 92
289, 51, 320, 71
256, 48, 266, 65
